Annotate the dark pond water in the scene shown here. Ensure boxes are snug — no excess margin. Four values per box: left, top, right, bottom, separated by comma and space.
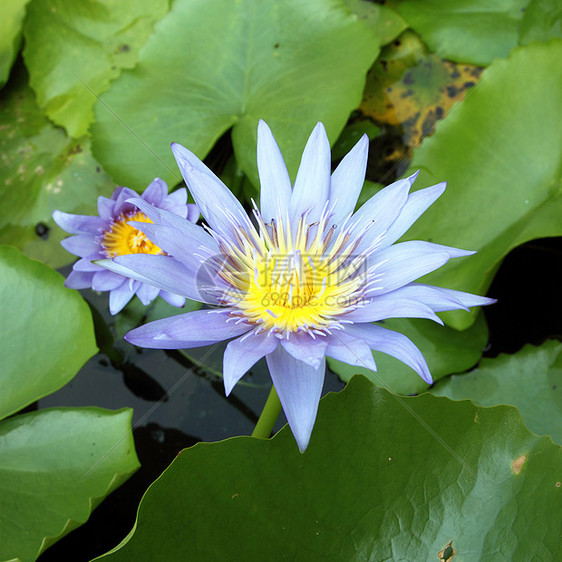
35, 237, 561, 561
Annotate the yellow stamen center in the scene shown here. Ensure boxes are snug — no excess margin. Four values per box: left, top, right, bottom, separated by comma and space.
218, 212, 367, 334
102, 211, 161, 258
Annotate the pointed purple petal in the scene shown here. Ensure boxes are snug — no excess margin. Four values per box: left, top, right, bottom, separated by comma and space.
280, 333, 327, 369
160, 291, 186, 308
257, 120, 292, 223
53, 211, 106, 235
109, 280, 135, 315
329, 134, 369, 225
186, 203, 199, 222
347, 323, 432, 384
125, 309, 251, 349
368, 241, 474, 296
64, 270, 95, 289
136, 283, 160, 305
142, 178, 168, 205
266, 345, 325, 453
96, 254, 217, 304
97, 196, 115, 219
127, 197, 217, 254
92, 269, 125, 291
163, 187, 188, 208
223, 332, 279, 395
352, 172, 417, 253
379, 181, 446, 250
160, 188, 190, 218
171, 143, 252, 238
127, 221, 210, 273
60, 235, 99, 257
325, 331, 377, 371
289, 122, 331, 223
346, 292, 443, 324
113, 187, 140, 215
369, 283, 496, 313
73, 257, 103, 272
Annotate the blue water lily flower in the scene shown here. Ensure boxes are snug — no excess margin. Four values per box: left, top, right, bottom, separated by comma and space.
54, 178, 198, 314
98, 121, 494, 451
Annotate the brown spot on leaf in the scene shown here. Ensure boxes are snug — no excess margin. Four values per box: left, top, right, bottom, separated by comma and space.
555, 482, 561, 488
438, 540, 456, 561
512, 455, 527, 475
359, 42, 483, 150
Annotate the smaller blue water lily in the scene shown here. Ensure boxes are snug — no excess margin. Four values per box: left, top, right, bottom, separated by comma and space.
54, 178, 198, 314
98, 121, 495, 451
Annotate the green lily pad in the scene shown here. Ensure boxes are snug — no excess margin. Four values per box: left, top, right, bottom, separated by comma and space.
0, 67, 115, 267
403, 40, 562, 330
343, 0, 407, 45
0, 246, 97, 420
22, 0, 169, 137
0, 0, 31, 86
0, 407, 139, 562
519, 0, 562, 45
328, 313, 488, 395
394, 0, 528, 65
97, 376, 562, 561
91, 0, 380, 188
433, 341, 562, 445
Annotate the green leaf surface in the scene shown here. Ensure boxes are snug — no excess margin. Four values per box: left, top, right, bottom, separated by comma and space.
98, 376, 562, 561
394, 0, 528, 65
328, 313, 488, 395
403, 40, 562, 329
0, 407, 139, 562
23, 0, 169, 137
343, 0, 407, 45
433, 341, 562, 446
0, 0, 31, 86
519, 0, 562, 45
0, 246, 97, 420
0, 67, 115, 267
91, 0, 380, 188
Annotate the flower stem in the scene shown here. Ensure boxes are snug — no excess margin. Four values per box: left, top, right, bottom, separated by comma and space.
251, 385, 282, 439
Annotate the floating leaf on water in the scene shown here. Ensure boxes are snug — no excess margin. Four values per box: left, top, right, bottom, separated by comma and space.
91, 0, 381, 188
22, 0, 169, 136
393, 0, 529, 65
0, 0, 31, 86
0, 66, 115, 267
95, 376, 562, 561
342, 0, 407, 45
519, 0, 562, 45
0, 408, 139, 562
432, 340, 562, 446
